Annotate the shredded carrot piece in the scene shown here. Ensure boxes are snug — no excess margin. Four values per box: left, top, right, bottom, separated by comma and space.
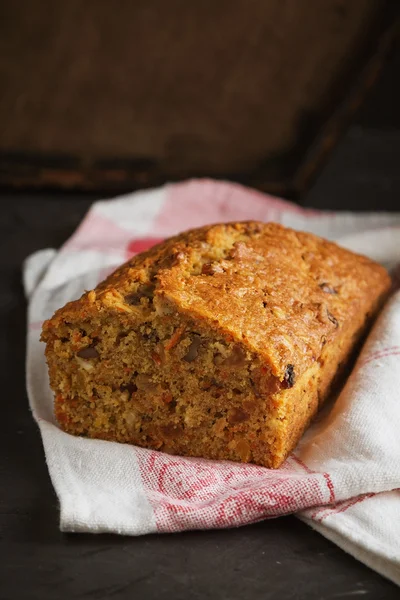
164, 325, 186, 351
151, 352, 162, 366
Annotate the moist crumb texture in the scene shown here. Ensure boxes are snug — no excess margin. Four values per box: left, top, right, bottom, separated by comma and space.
41, 222, 391, 468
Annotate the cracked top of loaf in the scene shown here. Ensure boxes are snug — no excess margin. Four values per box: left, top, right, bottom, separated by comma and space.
42, 221, 391, 383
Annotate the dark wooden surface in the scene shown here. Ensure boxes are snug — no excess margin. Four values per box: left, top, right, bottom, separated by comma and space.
1, 52, 399, 600
0, 1, 398, 196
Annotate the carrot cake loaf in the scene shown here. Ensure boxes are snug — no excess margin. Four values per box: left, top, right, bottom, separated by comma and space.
41, 222, 390, 468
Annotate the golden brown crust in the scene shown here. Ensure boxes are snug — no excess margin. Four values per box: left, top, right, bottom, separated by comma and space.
43, 221, 390, 380
42, 221, 391, 468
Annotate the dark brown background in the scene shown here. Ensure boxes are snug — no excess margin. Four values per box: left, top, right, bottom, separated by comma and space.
0, 0, 397, 195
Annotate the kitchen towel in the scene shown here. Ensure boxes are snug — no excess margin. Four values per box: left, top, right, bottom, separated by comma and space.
25, 180, 400, 585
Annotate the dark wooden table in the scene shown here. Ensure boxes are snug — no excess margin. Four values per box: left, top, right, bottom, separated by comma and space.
1, 52, 399, 600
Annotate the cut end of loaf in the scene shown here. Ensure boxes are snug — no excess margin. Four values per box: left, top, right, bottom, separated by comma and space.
42, 291, 294, 468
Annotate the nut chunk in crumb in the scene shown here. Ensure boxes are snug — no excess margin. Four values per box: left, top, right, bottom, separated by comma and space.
41, 221, 391, 468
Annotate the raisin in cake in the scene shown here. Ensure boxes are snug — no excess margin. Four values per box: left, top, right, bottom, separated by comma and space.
41, 222, 391, 468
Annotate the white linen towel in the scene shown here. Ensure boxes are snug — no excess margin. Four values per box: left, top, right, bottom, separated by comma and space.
25, 180, 400, 585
